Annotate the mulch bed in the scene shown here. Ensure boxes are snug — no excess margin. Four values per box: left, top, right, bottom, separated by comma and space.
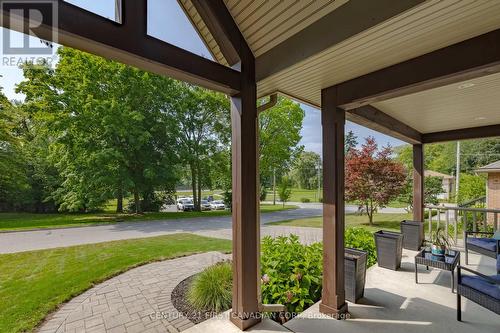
171, 274, 219, 324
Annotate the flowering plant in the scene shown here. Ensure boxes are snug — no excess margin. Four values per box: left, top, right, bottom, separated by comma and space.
260, 235, 323, 314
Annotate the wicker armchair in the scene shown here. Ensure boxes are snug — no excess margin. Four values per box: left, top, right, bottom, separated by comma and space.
464, 231, 499, 270
457, 266, 500, 321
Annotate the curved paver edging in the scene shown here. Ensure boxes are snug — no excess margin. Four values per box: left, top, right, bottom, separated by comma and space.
37, 252, 230, 333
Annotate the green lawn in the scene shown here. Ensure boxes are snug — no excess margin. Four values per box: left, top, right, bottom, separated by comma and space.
269, 213, 413, 233
286, 188, 321, 202
266, 188, 410, 208
0, 204, 297, 231
269, 212, 449, 236
0, 233, 231, 333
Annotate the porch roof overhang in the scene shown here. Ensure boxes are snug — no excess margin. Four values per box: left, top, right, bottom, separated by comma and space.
180, 0, 500, 144
3, 1, 500, 143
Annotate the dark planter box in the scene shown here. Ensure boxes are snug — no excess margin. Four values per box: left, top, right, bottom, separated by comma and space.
400, 220, 424, 250
374, 230, 404, 270
345, 248, 367, 303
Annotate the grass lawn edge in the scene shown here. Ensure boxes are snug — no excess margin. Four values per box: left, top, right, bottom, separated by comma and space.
0, 204, 299, 232
0, 233, 232, 333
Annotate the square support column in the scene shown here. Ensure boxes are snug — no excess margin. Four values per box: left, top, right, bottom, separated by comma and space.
320, 87, 348, 317
413, 144, 424, 222
230, 59, 261, 330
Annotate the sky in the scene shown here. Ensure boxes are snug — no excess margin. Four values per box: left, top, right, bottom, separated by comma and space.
0, 0, 404, 155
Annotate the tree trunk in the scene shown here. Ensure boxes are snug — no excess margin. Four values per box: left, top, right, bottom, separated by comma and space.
367, 200, 374, 226
134, 189, 141, 214
116, 183, 123, 213
197, 164, 202, 212
190, 163, 198, 209
366, 203, 373, 226
273, 168, 276, 205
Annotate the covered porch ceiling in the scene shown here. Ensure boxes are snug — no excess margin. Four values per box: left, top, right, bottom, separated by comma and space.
180, 0, 500, 143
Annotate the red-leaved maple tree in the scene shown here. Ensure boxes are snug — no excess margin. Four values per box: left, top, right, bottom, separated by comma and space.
345, 137, 406, 225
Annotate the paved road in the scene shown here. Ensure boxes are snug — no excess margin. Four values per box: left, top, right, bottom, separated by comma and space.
0, 204, 405, 254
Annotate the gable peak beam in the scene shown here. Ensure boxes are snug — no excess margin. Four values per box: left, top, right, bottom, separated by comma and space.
190, 0, 252, 68
334, 28, 500, 110
255, 0, 425, 81
0, 0, 240, 94
347, 106, 422, 144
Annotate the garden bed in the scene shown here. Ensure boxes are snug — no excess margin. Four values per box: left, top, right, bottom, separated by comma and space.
172, 274, 219, 324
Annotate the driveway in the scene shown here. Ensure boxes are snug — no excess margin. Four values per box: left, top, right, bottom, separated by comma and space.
0, 204, 406, 254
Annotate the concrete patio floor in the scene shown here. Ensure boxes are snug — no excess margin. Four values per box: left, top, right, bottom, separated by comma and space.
186, 248, 500, 333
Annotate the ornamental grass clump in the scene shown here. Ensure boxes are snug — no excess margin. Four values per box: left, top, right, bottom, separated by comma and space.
188, 261, 232, 313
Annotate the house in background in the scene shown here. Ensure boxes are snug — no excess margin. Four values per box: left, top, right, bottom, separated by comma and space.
425, 170, 455, 200
475, 160, 500, 211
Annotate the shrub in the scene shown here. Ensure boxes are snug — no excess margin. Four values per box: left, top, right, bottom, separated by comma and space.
278, 177, 292, 207
222, 190, 232, 210
188, 262, 232, 313
260, 186, 268, 201
457, 173, 486, 204
189, 232, 377, 317
424, 210, 438, 219
345, 227, 377, 267
300, 198, 311, 203
126, 192, 166, 212
261, 235, 322, 314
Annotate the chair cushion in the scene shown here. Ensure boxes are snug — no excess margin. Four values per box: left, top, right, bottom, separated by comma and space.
461, 275, 500, 300
467, 237, 497, 252
497, 255, 500, 273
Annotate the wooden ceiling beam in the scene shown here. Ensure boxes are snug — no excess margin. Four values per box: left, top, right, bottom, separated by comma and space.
255, 0, 424, 81
347, 105, 422, 144
334, 28, 500, 110
189, 0, 244, 67
0, 0, 241, 94
422, 125, 500, 143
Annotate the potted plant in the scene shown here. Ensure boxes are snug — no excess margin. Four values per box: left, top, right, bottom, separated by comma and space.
400, 220, 424, 250
344, 248, 367, 303
374, 230, 404, 270
429, 227, 451, 256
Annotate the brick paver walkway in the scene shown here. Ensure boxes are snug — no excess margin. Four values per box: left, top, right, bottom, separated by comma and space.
38, 252, 230, 333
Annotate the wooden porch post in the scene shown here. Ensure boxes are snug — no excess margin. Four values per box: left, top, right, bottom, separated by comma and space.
230, 56, 261, 330
320, 87, 348, 317
413, 144, 425, 228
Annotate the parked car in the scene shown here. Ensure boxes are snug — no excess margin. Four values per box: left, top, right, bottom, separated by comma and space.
177, 198, 194, 211
200, 200, 211, 211
210, 200, 226, 210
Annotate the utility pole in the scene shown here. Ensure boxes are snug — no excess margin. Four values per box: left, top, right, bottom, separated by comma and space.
455, 141, 461, 202
273, 168, 276, 205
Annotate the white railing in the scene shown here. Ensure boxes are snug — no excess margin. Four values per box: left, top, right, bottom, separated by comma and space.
424, 205, 500, 244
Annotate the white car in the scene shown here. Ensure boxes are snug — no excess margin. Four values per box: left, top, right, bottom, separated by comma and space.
200, 200, 211, 211
210, 200, 225, 210
177, 198, 194, 211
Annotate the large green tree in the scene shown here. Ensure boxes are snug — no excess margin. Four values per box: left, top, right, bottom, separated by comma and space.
291, 151, 321, 190
16, 48, 179, 213
259, 97, 304, 185
0, 88, 28, 210
166, 83, 230, 211
396, 139, 500, 176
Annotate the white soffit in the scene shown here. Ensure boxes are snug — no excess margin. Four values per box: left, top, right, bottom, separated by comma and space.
257, 0, 500, 106
373, 72, 500, 134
